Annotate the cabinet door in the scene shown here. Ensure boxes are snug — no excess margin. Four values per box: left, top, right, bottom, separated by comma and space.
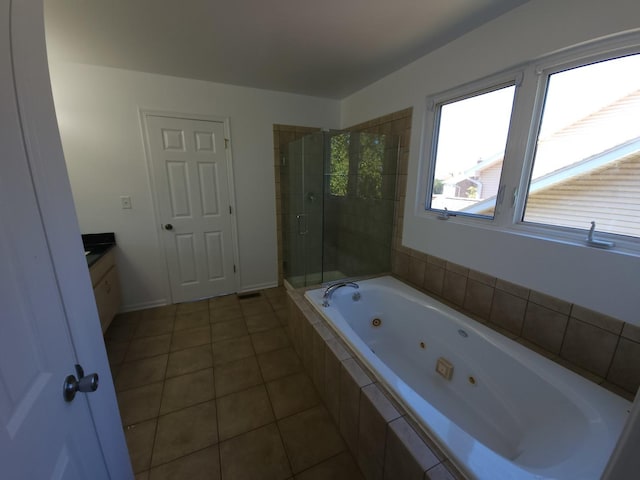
94, 267, 121, 332
89, 249, 115, 286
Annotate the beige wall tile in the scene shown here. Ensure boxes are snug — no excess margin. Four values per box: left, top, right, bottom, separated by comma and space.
384, 417, 439, 480
326, 337, 351, 361
607, 338, 640, 394
339, 358, 373, 454
495, 279, 529, 300
571, 305, 624, 335
489, 289, 527, 335
357, 384, 401, 480
408, 259, 426, 287
392, 251, 411, 278
324, 344, 343, 424
521, 303, 569, 354
445, 262, 468, 276
467, 269, 496, 287
622, 323, 640, 343
560, 318, 618, 377
463, 279, 493, 319
423, 264, 445, 296
302, 319, 315, 371
528, 291, 571, 315
442, 270, 467, 307
312, 328, 327, 397
426, 255, 446, 268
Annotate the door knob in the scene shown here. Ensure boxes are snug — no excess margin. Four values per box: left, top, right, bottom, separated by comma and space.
63, 364, 99, 402
164, 224, 174, 231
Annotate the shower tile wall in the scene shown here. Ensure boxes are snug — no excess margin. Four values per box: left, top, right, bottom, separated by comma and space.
324, 132, 399, 278
345, 108, 413, 274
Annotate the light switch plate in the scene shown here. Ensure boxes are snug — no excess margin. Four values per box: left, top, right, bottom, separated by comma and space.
120, 195, 132, 209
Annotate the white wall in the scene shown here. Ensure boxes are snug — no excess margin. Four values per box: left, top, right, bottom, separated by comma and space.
49, 62, 340, 310
340, 0, 640, 324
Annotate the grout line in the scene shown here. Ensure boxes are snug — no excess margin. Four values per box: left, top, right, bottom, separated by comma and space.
244, 315, 296, 477
604, 334, 623, 382
210, 305, 223, 480
148, 313, 174, 472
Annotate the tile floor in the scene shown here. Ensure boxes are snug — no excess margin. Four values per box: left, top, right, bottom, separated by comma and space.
105, 286, 364, 480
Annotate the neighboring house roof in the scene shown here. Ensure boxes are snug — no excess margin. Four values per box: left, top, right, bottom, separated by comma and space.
441, 88, 640, 215
445, 88, 640, 183
464, 138, 640, 214
524, 149, 640, 238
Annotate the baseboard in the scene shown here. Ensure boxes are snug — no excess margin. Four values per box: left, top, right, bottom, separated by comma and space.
119, 299, 169, 313
239, 281, 278, 294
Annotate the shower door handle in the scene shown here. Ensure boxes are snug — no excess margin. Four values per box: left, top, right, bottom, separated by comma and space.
296, 214, 308, 235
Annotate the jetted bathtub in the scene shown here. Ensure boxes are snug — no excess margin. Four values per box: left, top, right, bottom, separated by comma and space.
304, 276, 630, 480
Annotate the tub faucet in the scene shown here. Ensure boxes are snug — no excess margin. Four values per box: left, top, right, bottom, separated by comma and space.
322, 281, 359, 307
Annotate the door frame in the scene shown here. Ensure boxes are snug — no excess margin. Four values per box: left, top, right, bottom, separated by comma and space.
11, 0, 132, 477
139, 109, 241, 303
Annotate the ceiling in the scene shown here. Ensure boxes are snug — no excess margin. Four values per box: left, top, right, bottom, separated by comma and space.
44, 0, 529, 99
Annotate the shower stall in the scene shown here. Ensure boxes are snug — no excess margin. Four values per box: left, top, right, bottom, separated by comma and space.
280, 130, 399, 288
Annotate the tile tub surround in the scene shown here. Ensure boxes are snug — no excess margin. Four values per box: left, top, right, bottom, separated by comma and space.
390, 251, 640, 400
287, 289, 464, 480
105, 286, 365, 479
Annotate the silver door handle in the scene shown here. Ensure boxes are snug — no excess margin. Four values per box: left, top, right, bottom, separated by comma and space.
296, 214, 308, 235
63, 364, 99, 402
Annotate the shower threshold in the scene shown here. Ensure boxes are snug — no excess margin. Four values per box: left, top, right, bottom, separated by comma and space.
286, 270, 345, 288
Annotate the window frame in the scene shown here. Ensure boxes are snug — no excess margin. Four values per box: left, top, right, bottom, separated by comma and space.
420, 69, 523, 222
418, 31, 640, 255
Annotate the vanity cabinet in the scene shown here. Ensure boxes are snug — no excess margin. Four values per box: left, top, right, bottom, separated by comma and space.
89, 249, 121, 333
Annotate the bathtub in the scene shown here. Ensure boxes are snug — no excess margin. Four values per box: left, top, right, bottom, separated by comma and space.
304, 276, 630, 480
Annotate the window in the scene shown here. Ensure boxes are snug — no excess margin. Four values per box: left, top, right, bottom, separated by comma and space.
421, 34, 640, 250
356, 133, 385, 199
428, 83, 516, 218
328, 132, 391, 199
523, 54, 640, 238
329, 133, 349, 196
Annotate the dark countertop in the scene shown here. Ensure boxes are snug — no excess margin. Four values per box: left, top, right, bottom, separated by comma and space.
82, 232, 116, 268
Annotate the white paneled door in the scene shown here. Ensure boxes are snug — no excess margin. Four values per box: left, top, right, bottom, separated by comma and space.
0, 0, 113, 476
0, 150, 110, 480
145, 115, 237, 303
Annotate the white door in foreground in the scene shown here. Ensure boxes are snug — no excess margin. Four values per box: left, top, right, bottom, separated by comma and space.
0, 1, 111, 475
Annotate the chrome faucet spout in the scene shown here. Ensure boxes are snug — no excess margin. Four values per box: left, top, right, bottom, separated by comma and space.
322, 281, 359, 307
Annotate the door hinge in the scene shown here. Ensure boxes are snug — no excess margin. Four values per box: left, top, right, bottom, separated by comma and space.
233, 265, 236, 273
224, 138, 230, 149
229, 205, 233, 214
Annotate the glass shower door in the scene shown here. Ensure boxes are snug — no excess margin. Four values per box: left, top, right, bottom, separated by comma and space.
285, 134, 324, 287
